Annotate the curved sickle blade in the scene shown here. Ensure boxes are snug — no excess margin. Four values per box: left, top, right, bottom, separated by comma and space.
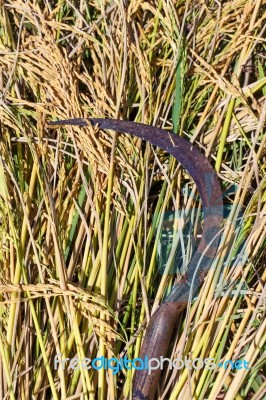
48, 118, 223, 399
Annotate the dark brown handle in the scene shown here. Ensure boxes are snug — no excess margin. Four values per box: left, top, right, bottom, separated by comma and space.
132, 303, 186, 400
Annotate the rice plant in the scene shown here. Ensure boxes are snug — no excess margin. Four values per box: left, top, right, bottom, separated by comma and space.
0, 1, 265, 399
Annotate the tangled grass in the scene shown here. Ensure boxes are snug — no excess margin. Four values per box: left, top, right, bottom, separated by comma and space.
0, 1, 265, 399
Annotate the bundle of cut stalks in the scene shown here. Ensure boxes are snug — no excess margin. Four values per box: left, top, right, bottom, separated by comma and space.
0, 1, 265, 399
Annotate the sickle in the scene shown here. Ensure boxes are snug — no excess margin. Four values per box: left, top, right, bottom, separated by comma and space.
48, 118, 223, 400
